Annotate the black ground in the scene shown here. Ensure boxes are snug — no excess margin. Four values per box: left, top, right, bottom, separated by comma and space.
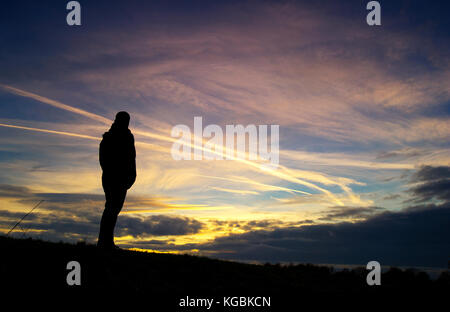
1, 236, 448, 309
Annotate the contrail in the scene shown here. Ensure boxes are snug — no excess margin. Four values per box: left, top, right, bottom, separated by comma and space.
198, 174, 311, 195
0, 85, 345, 205
1, 119, 318, 200
0, 84, 112, 125
0, 123, 169, 153
0, 123, 100, 140
209, 186, 260, 195
134, 128, 343, 204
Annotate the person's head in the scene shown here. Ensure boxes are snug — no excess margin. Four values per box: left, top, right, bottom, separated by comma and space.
113, 111, 130, 129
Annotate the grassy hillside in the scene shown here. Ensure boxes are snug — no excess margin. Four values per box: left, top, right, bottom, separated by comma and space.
1, 236, 448, 309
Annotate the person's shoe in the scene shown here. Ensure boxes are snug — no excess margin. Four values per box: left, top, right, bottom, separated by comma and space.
97, 240, 114, 250
97, 241, 122, 252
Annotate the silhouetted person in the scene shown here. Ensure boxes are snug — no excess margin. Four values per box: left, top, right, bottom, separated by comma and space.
98, 111, 136, 249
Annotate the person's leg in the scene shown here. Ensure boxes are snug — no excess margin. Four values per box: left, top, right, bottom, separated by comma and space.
98, 186, 127, 248
98, 186, 115, 247
109, 187, 127, 245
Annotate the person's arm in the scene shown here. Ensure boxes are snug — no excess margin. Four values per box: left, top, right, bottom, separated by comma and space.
131, 134, 136, 179
127, 133, 137, 189
99, 138, 105, 170
99, 135, 110, 171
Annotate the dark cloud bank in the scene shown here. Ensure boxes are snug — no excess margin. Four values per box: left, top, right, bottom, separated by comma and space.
0, 187, 204, 241
191, 202, 450, 268
137, 166, 450, 268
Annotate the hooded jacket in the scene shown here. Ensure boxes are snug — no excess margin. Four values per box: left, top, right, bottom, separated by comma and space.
99, 123, 136, 189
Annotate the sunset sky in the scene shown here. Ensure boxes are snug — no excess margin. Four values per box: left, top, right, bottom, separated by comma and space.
0, 0, 449, 267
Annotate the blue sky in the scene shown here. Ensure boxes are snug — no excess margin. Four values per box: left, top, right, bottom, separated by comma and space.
0, 0, 449, 267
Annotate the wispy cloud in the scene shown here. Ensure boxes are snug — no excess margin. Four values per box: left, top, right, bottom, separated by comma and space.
209, 186, 260, 196
1, 85, 355, 205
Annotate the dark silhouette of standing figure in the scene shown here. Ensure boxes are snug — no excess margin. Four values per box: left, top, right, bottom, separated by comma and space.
98, 111, 136, 249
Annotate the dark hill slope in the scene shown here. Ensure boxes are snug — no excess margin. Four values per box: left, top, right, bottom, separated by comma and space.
1, 236, 448, 309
